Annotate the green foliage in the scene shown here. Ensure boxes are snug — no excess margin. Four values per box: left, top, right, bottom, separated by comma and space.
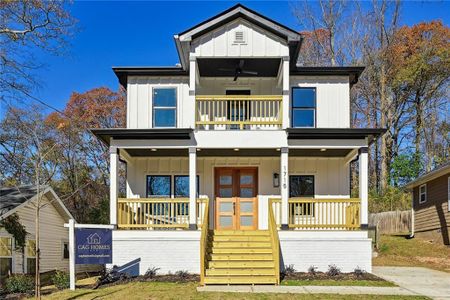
0, 214, 28, 250
51, 270, 70, 290
5, 274, 34, 294
390, 153, 422, 186
369, 186, 411, 213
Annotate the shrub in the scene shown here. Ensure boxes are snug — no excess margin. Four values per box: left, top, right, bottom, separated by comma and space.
144, 267, 160, 278
308, 265, 318, 276
379, 243, 389, 253
51, 270, 70, 290
354, 266, 366, 278
283, 264, 296, 276
5, 274, 34, 294
175, 270, 189, 279
326, 264, 341, 277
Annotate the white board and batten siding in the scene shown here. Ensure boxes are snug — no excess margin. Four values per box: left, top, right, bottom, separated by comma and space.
191, 18, 289, 58
290, 76, 351, 128
126, 77, 190, 129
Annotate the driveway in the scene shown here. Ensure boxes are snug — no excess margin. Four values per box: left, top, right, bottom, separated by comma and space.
373, 266, 450, 300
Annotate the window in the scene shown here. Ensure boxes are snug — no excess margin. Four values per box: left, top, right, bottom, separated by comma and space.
63, 241, 69, 259
26, 240, 36, 274
289, 175, 315, 197
289, 175, 315, 217
153, 88, 177, 127
291, 87, 316, 128
419, 184, 427, 204
146, 175, 171, 197
174, 175, 199, 197
0, 237, 12, 281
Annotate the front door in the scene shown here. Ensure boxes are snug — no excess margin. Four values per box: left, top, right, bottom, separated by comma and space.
215, 167, 258, 230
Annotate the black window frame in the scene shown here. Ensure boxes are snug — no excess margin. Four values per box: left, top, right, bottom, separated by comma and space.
146, 175, 172, 198
174, 175, 200, 198
152, 87, 177, 128
289, 175, 315, 217
291, 87, 317, 128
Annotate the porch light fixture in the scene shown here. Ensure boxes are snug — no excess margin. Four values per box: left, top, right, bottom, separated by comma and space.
276, 148, 280, 151
320, 148, 327, 152
234, 148, 239, 151
273, 173, 280, 187
151, 148, 157, 152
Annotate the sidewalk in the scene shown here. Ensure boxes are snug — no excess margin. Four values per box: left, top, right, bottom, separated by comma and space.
197, 285, 419, 296
373, 266, 450, 300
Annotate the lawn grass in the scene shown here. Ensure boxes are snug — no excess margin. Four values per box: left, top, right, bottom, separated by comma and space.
373, 234, 450, 273
38, 280, 428, 300
281, 279, 396, 287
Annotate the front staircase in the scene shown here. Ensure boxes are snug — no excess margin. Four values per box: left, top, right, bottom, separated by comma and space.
203, 230, 279, 285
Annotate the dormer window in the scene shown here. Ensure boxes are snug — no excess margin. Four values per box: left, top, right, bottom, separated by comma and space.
291, 87, 316, 128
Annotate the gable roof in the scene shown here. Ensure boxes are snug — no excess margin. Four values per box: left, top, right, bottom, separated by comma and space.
174, 4, 302, 70
0, 185, 74, 222
404, 163, 450, 189
177, 4, 301, 42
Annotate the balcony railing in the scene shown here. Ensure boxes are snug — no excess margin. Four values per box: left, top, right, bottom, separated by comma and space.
117, 198, 208, 229
195, 95, 282, 130
270, 198, 360, 230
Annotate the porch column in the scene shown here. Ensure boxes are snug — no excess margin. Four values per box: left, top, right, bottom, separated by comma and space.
110, 146, 119, 226
189, 55, 196, 128
358, 147, 369, 228
280, 147, 289, 229
189, 147, 197, 229
282, 56, 290, 129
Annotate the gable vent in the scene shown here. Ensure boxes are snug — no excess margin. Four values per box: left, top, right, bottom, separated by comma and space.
234, 31, 245, 43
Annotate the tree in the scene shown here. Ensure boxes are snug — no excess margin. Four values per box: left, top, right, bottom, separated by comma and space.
0, 0, 75, 106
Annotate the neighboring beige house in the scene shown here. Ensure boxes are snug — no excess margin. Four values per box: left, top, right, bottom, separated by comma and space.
406, 163, 450, 245
1, 185, 83, 282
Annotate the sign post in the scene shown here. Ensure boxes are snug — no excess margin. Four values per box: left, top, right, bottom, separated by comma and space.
64, 221, 114, 290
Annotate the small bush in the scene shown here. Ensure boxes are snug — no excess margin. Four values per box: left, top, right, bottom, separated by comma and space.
283, 264, 296, 277
307, 265, 318, 276
354, 266, 366, 278
144, 267, 160, 278
175, 270, 189, 279
51, 270, 70, 290
379, 243, 389, 253
5, 274, 34, 294
326, 264, 341, 277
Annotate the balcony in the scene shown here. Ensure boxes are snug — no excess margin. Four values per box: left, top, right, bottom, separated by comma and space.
195, 95, 282, 130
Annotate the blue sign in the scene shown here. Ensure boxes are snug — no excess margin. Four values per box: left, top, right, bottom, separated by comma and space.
75, 228, 112, 264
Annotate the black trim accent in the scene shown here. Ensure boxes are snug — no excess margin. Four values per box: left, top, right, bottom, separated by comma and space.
286, 128, 386, 144
189, 224, 197, 230
91, 128, 193, 146
112, 67, 188, 87
281, 224, 289, 230
360, 224, 369, 230
146, 175, 172, 198
290, 66, 365, 86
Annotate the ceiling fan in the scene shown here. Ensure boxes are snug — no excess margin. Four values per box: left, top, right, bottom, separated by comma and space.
218, 59, 258, 81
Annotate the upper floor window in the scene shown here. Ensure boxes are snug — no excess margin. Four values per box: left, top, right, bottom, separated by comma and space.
153, 88, 177, 128
419, 184, 427, 204
291, 87, 316, 128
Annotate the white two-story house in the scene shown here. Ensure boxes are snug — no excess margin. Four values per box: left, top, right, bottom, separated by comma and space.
92, 4, 385, 285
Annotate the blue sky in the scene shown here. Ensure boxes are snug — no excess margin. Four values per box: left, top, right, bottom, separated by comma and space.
29, 1, 450, 113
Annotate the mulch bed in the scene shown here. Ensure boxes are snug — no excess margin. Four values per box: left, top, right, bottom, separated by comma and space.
283, 272, 386, 281
94, 274, 199, 289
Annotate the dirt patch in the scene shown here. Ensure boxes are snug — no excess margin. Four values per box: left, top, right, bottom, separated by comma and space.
95, 274, 199, 289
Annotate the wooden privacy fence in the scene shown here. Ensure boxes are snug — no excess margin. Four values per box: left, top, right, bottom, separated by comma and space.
368, 210, 411, 234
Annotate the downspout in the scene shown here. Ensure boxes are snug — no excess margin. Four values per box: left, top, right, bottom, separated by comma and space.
410, 190, 415, 238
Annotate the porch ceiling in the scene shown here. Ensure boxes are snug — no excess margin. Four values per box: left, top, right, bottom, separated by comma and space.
122, 148, 353, 157
197, 58, 281, 78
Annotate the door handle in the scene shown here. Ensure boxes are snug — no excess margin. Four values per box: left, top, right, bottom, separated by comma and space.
233, 202, 236, 215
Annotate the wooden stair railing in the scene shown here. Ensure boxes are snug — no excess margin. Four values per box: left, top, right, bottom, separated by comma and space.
268, 198, 280, 284
199, 198, 210, 285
